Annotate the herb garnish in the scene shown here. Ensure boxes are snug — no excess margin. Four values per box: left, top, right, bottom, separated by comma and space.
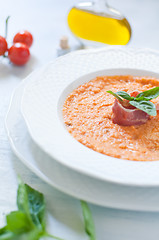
0, 178, 96, 240
81, 201, 96, 240
107, 87, 159, 116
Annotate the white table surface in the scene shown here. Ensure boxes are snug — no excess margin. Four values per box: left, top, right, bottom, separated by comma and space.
1, 0, 159, 239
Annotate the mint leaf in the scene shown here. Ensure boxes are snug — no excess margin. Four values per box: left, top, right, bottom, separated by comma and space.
81, 200, 96, 240
107, 90, 123, 102
116, 91, 134, 101
129, 100, 156, 116
136, 86, 159, 100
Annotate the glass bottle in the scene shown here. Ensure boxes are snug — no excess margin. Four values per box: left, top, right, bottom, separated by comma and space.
67, 0, 131, 46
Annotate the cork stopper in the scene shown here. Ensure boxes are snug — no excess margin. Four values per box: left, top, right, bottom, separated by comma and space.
60, 36, 70, 49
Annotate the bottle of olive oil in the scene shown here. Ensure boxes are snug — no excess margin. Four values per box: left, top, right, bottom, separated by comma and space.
67, 0, 131, 45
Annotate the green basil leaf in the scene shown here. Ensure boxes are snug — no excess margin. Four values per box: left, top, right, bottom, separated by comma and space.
0, 179, 69, 240
81, 201, 96, 240
17, 179, 32, 219
17, 229, 43, 240
25, 184, 45, 231
136, 87, 159, 100
6, 211, 32, 234
129, 100, 156, 116
107, 91, 123, 102
134, 96, 150, 101
0, 229, 43, 240
0, 213, 44, 240
116, 91, 134, 101
0, 227, 16, 240
17, 178, 45, 231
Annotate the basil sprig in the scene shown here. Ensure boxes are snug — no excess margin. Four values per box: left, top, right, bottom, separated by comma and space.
0, 178, 96, 240
107, 87, 159, 116
0, 178, 64, 240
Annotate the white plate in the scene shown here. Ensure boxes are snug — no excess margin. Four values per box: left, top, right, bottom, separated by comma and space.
5, 70, 159, 211
21, 47, 159, 186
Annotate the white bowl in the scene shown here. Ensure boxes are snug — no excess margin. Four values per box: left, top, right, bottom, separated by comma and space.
21, 47, 159, 186
8, 73, 159, 211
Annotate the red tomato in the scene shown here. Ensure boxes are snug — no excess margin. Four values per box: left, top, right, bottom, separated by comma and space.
13, 30, 33, 48
0, 36, 8, 55
8, 43, 30, 66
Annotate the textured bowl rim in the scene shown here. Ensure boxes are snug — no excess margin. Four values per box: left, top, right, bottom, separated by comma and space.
21, 47, 159, 187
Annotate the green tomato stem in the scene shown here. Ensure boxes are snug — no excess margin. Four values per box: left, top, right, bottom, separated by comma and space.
5, 16, 10, 40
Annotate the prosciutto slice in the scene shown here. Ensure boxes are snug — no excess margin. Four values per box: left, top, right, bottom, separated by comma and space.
112, 99, 150, 126
155, 102, 159, 111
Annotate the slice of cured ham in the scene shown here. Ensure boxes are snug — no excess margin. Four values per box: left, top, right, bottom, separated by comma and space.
155, 102, 159, 111
112, 99, 150, 126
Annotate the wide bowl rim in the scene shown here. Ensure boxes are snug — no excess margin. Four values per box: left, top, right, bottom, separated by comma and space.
21, 47, 159, 187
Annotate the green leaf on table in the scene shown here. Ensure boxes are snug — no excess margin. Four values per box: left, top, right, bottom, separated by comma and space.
0, 227, 42, 240
6, 211, 31, 234
0, 229, 42, 240
17, 178, 31, 217
129, 100, 157, 116
0, 178, 69, 240
16, 228, 43, 240
135, 86, 159, 100
81, 200, 96, 240
25, 184, 45, 230
17, 178, 45, 231
0, 227, 16, 240
116, 91, 134, 101
0, 177, 97, 240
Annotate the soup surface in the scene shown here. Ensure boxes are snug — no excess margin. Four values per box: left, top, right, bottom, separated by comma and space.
63, 75, 159, 161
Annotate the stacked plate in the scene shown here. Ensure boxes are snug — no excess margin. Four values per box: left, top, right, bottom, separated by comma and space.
6, 46, 159, 211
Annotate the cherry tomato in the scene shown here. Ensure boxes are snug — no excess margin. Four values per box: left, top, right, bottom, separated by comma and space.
13, 30, 33, 48
0, 36, 8, 55
8, 43, 30, 66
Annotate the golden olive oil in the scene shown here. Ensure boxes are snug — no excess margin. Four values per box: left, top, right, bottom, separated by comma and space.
68, 7, 131, 45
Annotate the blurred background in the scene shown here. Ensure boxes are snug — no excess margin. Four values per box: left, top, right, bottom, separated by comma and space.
0, 0, 158, 67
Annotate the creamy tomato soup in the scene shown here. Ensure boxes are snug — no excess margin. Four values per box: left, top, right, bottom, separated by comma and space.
63, 75, 159, 161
